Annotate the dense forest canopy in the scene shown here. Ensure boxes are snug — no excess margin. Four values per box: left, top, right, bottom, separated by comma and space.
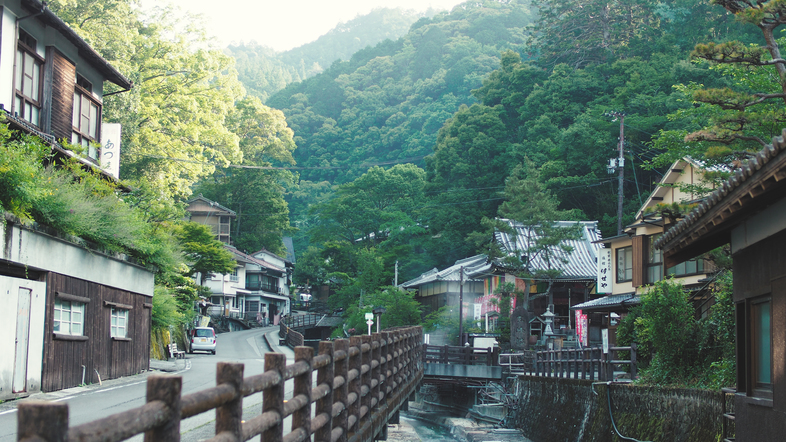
41, 0, 779, 307
227, 7, 430, 103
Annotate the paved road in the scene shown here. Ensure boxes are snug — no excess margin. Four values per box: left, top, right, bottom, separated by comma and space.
0, 326, 294, 442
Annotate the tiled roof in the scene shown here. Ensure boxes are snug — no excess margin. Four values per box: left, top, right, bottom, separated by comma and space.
399, 255, 489, 288
225, 246, 285, 273
571, 294, 639, 312
492, 219, 603, 280
655, 128, 786, 251
186, 195, 236, 216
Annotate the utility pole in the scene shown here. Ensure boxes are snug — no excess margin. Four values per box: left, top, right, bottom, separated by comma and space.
458, 266, 464, 345
394, 260, 398, 286
605, 111, 626, 234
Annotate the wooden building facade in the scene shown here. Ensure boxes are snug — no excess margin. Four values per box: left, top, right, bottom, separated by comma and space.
657, 130, 786, 441
42, 272, 151, 392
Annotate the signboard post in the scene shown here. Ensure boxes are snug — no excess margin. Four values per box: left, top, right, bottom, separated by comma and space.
596, 248, 612, 294
365, 312, 374, 336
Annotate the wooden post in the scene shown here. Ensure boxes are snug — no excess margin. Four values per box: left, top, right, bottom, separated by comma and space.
216, 363, 244, 440
348, 336, 363, 437
334, 339, 350, 442
630, 343, 637, 380
145, 374, 182, 442
315, 341, 334, 442
18, 401, 68, 442
361, 334, 373, 441
293, 347, 313, 438
371, 333, 382, 410
381, 331, 391, 405
263, 352, 286, 442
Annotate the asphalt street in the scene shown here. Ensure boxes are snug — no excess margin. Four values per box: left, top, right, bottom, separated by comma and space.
0, 326, 294, 442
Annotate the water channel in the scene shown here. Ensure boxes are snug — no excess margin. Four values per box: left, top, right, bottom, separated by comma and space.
391, 414, 460, 442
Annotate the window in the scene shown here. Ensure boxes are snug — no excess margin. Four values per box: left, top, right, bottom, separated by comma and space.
616, 246, 633, 282
647, 234, 663, 283
54, 298, 85, 336
15, 30, 43, 127
751, 298, 772, 397
229, 268, 238, 282
110, 308, 128, 338
72, 75, 101, 159
667, 257, 704, 276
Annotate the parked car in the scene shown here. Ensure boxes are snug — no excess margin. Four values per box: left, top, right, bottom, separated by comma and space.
189, 327, 217, 354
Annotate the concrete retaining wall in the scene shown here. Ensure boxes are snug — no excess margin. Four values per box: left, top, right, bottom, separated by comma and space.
511, 376, 725, 442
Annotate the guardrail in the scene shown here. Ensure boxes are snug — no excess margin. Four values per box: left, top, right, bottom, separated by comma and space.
283, 312, 323, 329
16, 327, 424, 442
423, 344, 500, 366
534, 344, 637, 381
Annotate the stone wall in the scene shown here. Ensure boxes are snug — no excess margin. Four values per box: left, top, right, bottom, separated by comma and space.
511, 376, 726, 442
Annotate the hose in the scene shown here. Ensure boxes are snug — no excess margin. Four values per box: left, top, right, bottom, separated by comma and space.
593, 382, 653, 442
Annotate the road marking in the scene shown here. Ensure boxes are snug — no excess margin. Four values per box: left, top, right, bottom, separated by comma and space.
0, 408, 17, 416
247, 336, 262, 358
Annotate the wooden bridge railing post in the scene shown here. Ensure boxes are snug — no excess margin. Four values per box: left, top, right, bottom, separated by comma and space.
630, 343, 638, 379
293, 346, 313, 439
215, 362, 244, 440
348, 336, 362, 438
17, 401, 68, 442
334, 339, 349, 442
371, 333, 382, 411
360, 334, 373, 440
263, 352, 285, 442
145, 374, 182, 442
381, 331, 391, 406
315, 341, 334, 442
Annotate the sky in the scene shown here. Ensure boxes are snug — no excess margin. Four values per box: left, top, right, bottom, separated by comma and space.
141, 0, 467, 52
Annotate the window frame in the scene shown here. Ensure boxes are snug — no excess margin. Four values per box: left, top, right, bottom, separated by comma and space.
110, 307, 129, 338
750, 296, 772, 399
54, 298, 85, 336
666, 257, 705, 277
14, 31, 43, 127
647, 234, 663, 284
72, 78, 102, 160
616, 246, 633, 283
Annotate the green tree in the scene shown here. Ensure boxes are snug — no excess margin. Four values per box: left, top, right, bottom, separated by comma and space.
173, 222, 236, 284
472, 159, 583, 309
343, 287, 423, 335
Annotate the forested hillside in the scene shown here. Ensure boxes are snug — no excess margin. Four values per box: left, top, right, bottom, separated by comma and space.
260, 0, 765, 286
227, 8, 428, 102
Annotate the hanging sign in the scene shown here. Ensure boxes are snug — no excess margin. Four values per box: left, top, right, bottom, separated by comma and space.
596, 248, 612, 294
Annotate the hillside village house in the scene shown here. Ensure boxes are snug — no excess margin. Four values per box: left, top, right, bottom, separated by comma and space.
402, 220, 602, 346
185, 197, 291, 326
656, 131, 786, 441
575, 158, 718, 345
0, 1, 154, 399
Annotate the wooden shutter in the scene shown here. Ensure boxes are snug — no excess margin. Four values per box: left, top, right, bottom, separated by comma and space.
632, 235, 645, 287
45, 47, 76, 141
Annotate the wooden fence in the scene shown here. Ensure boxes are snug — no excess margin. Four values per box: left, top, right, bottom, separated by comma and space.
422, 344, 500, 366
17, 327, 424, 442
279, 324, 305, 347
534, 344, 637, 381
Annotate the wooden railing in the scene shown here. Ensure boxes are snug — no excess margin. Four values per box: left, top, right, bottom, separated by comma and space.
534, 344, 637, 381
279, 324, 305, 347
17, 327, 424, 442
422, 344, 500, 366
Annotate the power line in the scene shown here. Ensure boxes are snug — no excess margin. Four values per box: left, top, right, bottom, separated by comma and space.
135, 154, 428, 170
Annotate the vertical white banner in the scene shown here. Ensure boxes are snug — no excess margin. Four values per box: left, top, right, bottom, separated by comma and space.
596, 248, 612, 294
101, 123, 121, 179
473, 303, 482, 320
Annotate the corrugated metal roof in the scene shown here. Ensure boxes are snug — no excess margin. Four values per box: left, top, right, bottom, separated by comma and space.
400, 255, 488, 288
493, 219, 602, 280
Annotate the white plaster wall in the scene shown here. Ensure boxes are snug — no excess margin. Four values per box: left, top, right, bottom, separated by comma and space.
1, 223, 154, 296
0, 5, 18, 109
0, 276, 46, 400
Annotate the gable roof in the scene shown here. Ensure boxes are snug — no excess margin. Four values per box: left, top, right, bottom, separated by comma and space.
186, 195, 236, 216
400, 255, 488, 288
656, 129, 786, 265
489, 219, 602, 280
225, 245, 285, 274
22, 0, 132, 89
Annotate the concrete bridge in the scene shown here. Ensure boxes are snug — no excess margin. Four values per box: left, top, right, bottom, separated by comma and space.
16, 327, 423, 442
422, 344, 504, 382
